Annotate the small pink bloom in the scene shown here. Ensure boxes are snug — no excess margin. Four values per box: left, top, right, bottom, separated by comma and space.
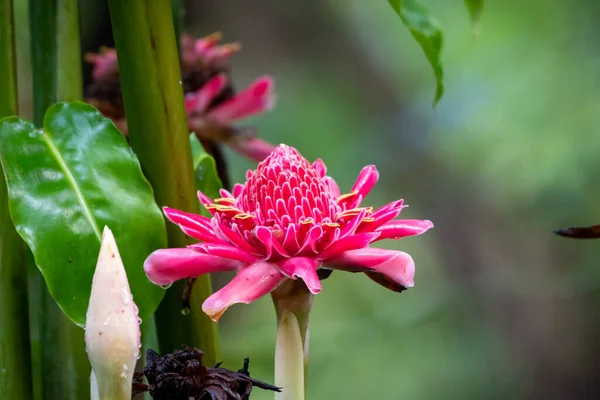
85, 32, 277, 166
84, 47, 118, 81
144, 145, 433, 321
186, 75, 276, 162
205, 76, 275, 124
181, 32, 240, 68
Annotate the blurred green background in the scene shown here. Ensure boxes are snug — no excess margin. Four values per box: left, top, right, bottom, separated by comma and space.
17, 0, 600, 398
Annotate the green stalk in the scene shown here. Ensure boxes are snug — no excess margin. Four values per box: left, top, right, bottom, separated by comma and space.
29, 0, 90, 398
0, 2, 33, 398
272, 281, 313, 400
0, 0, 17, 116
108, 0, 220, 365
56, 0, 82, 100
171, 0, 183, 50
274, 310, 305, 400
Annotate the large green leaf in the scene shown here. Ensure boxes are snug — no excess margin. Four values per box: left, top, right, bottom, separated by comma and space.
464, 0, 485, 31
387, 0, 444, 104
190, 134, 223, 206
0, 102, 167, 327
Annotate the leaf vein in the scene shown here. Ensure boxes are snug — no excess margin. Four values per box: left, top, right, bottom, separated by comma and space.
41, 130, 102, 240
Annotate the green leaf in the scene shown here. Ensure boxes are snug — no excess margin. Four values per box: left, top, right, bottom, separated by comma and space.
464, 0, 485, 31
387, 0, 444, 104
190, 133, 205, 171
190, 134, 223, 213
0, 102, 167, 327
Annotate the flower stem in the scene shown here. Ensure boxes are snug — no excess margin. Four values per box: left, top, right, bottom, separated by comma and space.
275, 309, 305, 400
272, 281, 313, 400
90, 370, 131, 400
0, 2, 33, 398
171, 0, 183, 51
28, 0, 91, 398
108, 0, 220, 365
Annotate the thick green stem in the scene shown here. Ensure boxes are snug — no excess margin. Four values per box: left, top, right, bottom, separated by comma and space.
27, 266, 90, 399
29, 0, 90, 398
0, 0, 17, 116
274, 310, 305, 400
30, 0, 55, 125
0, 2, 33, 398
108, 0, 220, 364
56, 0, 82, 100
272, 281, 313, 400
170, 0, 183, 50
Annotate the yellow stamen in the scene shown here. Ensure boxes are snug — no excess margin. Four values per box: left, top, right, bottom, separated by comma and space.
233, 213, 254, 220
337, 207, 373, 219
214, 197, 236, 204
336, 191, 358, 203
207, 205, 245, 214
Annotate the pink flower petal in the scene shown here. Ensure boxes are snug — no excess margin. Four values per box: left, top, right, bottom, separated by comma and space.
339, 209, 369, 239
348, 165, 379, 207
85, 48, 118, 81
278, 257, 322, 294
325, 248, 415, 288
188, 243, 261, 264
163, 207, 223, 243
374, 219, 434, 241
219, 188, 235, 199
297, 225, 323, 255
212, 220, 258, 255
323, 176, 341, 198
180, 34, 197, 65
197, 190, 216, 210
202, 261, 285, 321
232, 183, 244, 198
228, 137, 276, 163
194, 33, 220, 56
186, 74, 228, 113
312, 159, 327, 178
204, 44, 240, 65
164, 206, 211, 228
254, 226, 290, 260
359, 200, 406, 231
144, 248, 241, 287
207, 76, 275, 123
317, 232, 380, 260
282, 224, 301, 255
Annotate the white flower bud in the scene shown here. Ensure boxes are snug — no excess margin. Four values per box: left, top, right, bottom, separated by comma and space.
85, 226, 140, 399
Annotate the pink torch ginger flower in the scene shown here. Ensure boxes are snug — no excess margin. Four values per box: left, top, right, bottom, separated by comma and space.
144, 145, 433, 321
181, 32, 240, 69
85, 32, 276, 166
185, 74, 276, 163
182, 32, 276, 163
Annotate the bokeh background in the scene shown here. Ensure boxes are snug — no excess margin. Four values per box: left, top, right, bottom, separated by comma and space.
15, 0, 600, 398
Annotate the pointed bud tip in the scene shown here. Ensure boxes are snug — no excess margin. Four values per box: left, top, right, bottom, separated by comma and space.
85, 226, 140, 392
